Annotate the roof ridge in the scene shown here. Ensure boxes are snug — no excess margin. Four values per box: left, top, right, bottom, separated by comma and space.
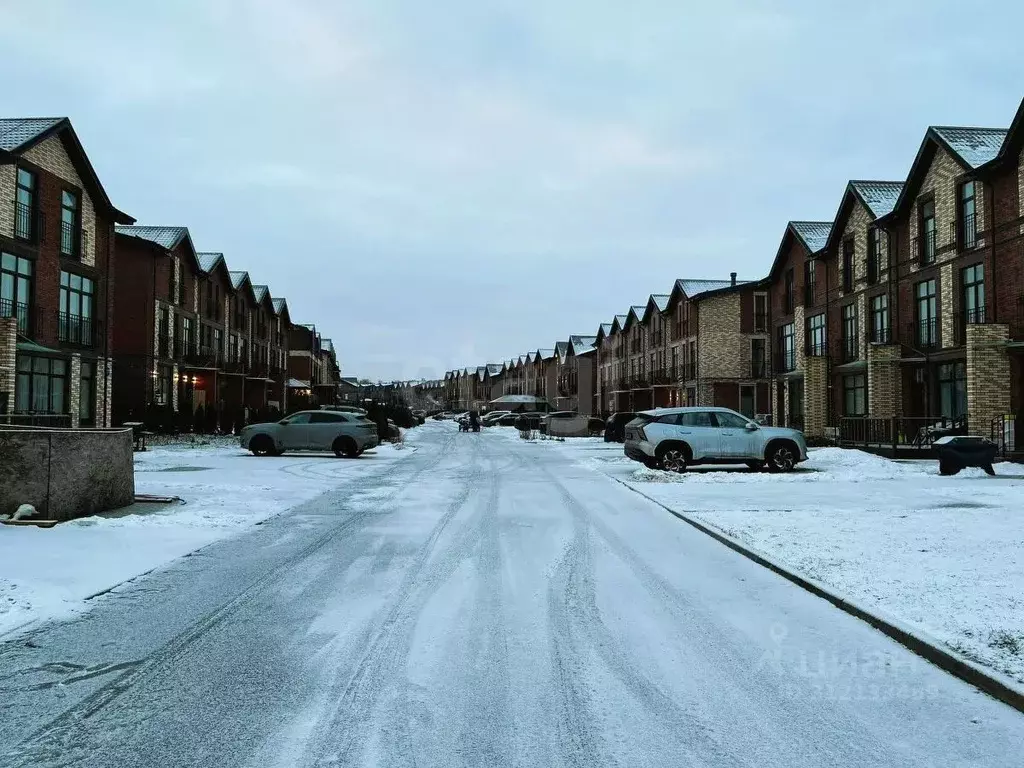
930, 124, 1007, 132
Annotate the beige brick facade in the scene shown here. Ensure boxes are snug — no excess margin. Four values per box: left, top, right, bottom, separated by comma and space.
856, 293, 867, 360
0, 164, 15, 238
803, 356, 828, 437
939, 262, 954, 348
0, 317, 16, 406
22, 136, 99, 267
793, 305, 806, 371
966, 324, 1010, 435
866, 343, 901, 418
69, 353, 82, 428
839, 200, 880, 296
697, 293, 744, 379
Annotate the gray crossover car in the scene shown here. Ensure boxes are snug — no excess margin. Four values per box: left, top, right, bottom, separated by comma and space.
240, 410, 379, 458
624, 406, 808, 472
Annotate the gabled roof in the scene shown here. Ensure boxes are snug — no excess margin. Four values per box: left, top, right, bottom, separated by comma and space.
608, 315, 628, 336
486, 363, 503, 376
197, 252, 225, 274
476, 366, 486, 381
768, 221, 833, 278
595, 322, 614, 344
116, 225, 189, 251
252, 284, 269, 303
229, 271, 250, 290
789, 221, 833, 253
642, 294, 671, 322
537, 348, 555, 361
272, 297, 289, 318
881, 124, 1008, 222
823, 181, 904, 253
975, 98, 1024, 176
673, 279, 736, 301
623, 305, 646, 330
931, 126, 1007, 169
554, 341, 569, 360
0, 117, 133, 224
569, 335, 597, 356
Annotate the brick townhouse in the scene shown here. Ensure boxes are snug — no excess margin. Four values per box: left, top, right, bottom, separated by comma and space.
552, 341, 570, 409
767, 221, 833, 432
112, 226, 203, 424
817, 181, 904, 433
532, 348, 554, 402
688, 276, 772, 419
1, 118, 133, 428
316, 337, 341, 405
288, 323, 323, 410
270, 297, 291, 410
641, 294, 672, 408
594, 323, 614, 414
557, 335, 596, 415
602, 314, 629, 413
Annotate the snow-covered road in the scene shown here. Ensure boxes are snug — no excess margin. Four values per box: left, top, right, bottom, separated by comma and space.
1, 422, 1022, 767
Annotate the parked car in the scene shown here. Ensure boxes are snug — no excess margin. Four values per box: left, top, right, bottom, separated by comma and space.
240, 410, 378, 458
539, 411, 576, 434
481, 410, 512, 425
604, 412, 637, 442
387, 419, 401, 440
494, 413, 521, 427
623, 407, 808, 473
320, 405, 368, 415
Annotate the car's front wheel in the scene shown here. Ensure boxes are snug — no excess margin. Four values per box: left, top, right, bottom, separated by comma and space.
333, 437, 359, 458
657, 444, 689, 473
249, 435, 275, 457
766, 442, 797, 473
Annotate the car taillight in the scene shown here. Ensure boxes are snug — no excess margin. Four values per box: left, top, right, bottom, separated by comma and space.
635, 425, 647, 441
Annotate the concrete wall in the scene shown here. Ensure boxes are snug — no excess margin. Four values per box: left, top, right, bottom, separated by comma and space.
0, 427, 134, 520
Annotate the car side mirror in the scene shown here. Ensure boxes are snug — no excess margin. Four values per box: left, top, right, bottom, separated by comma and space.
279, 420, 290, 425
745, 422, 759, 431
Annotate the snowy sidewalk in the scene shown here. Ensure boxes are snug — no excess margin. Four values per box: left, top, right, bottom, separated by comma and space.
541, 436, 1024, 687
0, 437, 413, 638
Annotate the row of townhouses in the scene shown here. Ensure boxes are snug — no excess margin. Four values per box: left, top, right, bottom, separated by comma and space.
426, 97, 1024, 448
0, 117, 344, 429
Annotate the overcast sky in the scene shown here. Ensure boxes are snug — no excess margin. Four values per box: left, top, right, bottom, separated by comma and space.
4, 1, 1023, 380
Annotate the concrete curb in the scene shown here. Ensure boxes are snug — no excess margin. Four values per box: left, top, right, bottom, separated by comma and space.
613, 477, 1024, 715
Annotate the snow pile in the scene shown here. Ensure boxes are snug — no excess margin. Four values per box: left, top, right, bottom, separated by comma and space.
0, 440, 412, 638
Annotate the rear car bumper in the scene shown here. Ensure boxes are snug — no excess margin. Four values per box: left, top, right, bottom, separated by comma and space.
624, 440, 655, 463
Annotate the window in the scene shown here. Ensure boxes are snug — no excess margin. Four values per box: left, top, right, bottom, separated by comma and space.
920, 199, 936, 264
841, 304, 858, 361
158, 307, 170, 357
959, 182, 976, 249
867, 228, 884, 284
59, 271, 95, 345
15, 356, 67, 414
228, 333, 238, 362
753, 293, 767, 331
750, 338, 766, 378
915, 279, 938, 348
804, 259, 816, 306
180, 316, 194, 354
79, 361, 95, 425
15, 168, 36, 241
843, 374, 866, 416
1, 252, 33, 334
310, 412, 347, 423
60, 190, 80, 257
869, 294, 889, 344
739, 385, 756, 418
680, 410, 715, 427
806, 313, 826, 356
937, 362, 967, 420
213, 328, 223, 359
962, 264, 985, 324
714, 411, 750, 428
842, 238, 854, 293
778, 322, 795, 371
783, 268, 795, 314
285, 412, 312, 424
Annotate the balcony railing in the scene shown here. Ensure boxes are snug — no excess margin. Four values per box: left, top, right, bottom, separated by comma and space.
841, 336, 859, 363
650, 369, 673, 385
57, 313, 97, 347
866, 325, 892, 345
0, 412, 73, 428
805, 340, 827, 357
0, 298, 31, 335
908, 318, 940, 351
776, 350, 796, 373
839, 415, 967, 451
15, 201, 34, 241
174, 338, 195, 359
915, 230, 937, 266
184, 346, 220, 367
964, 305, 986, 325
60, 220, 78, 257
951, 214, 977, 251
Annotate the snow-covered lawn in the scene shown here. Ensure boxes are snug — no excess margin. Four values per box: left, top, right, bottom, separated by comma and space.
0, 437, 413, 638
546, 437, 1024, 687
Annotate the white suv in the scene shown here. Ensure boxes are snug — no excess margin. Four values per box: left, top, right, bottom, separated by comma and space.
623, 407, 808, 473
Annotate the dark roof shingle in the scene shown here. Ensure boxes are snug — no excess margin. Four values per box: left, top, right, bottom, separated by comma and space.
116, 225, 188, 250
850, 181, 904, 219
0, 118, 64, 152
932, 126, 1007, 169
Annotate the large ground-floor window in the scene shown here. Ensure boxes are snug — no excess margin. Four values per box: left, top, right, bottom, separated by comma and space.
843, 374, 866, 416
739, 384, 756, 418
15, 356, 68, 413
937, 361, 967, 420
787, 378, 804, 428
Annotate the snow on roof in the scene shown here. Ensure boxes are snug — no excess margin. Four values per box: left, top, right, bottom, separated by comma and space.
555, 341, 569, 358
252, 284, 269, 303
932, 126, 1008, 169
599, 322, 613, 336
675, 279, 731, 298
850, 181, 904, 219
0, 117, 63, 151
487, 364, 502, 375
229, 271, 249, 290
116, 225, 188, 250
197, 252, 225, 273
651, 294, 670, 312
569, 335, 597, 355
272, 297, 287, 315
537, 348, 555, 360
287, 378, 311, 388
790, 221, 833, 253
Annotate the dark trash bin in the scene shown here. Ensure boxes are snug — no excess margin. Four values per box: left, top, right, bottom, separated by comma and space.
933, 435, 998, 476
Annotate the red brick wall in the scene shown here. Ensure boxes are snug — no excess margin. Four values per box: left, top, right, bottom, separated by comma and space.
111, 235, 156, 357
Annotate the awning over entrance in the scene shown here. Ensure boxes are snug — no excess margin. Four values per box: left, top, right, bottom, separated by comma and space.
287, 379, 311, 388
16, 340, 62, 355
